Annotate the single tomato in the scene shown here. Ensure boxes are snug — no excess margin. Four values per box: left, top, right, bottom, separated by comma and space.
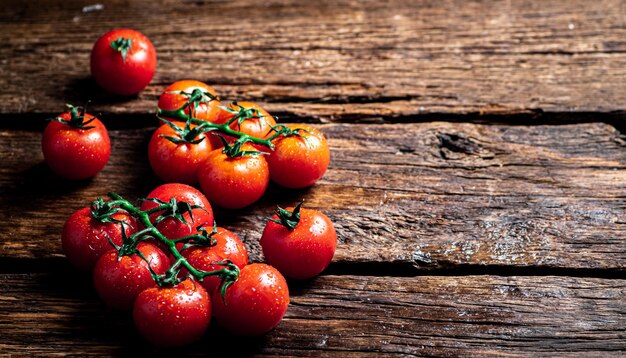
42, 105, 110, 180
134, 278, 211, 347
93, 242, 170, 311
181, 227, 249, 293
61, 207, 137, 271
268, 125, 330, 188
140, 183, 214, 240
197, 144, 269, 209
261, 204, 336, 279
215, 101, 277, 143
212, 263, 289, 336
148, 120, 216, 184
158, 80, 221, 123
90, 28, 156, 95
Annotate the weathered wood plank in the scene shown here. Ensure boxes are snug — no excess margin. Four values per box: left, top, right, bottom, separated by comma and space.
1, 122, 624, 270
0, 272, 624, 356
0, 0, 625, 121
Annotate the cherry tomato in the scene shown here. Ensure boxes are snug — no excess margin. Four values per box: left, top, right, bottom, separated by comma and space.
215, 102, 277, 143
197, 145, 269, 209
261, 205, 336, 279
134, 279, 211, 347
140, 183, 214, 240
93, 243, 170, 311
90, 28, 156, 95
158, 80, 221, 123
268, 125, 330, 188
42, 108, 110, 180
62, 207, 137, 271
181, 227, 248, 293
148, 121, 216, 184
212, 264, 289, 336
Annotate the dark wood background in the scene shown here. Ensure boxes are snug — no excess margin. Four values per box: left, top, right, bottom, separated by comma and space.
1, 0, 625, 356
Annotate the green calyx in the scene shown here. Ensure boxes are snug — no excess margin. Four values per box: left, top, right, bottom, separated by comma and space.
219, 101, 265, 129
270, 201, 303, 230
219, 135, 269, 158
110, 36, 132, 62
267, 123, 314, 144
90, 192, 239, 291
47, 103, 96, 130
166, 88, 218, 118
158, 117, 209, 145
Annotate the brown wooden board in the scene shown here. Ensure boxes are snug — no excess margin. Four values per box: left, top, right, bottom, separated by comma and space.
0, 0, 625, 122
1, 272, 625, 356
2, 122, 624, 271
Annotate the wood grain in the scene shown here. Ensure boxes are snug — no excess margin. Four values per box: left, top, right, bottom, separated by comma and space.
2, 122, 624, 271
1, 272, 624, 356
1, 0, 625, 122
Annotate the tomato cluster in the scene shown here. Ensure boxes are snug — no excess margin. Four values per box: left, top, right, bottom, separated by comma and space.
50, 28, 338, 347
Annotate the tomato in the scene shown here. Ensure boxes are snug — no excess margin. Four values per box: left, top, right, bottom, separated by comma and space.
158, 80, 221, 123
90, 28, 156, 95
134, 278, 210, 347
261, 205, 336, 279
181, 227, 248, 293
212, 264, 289, 336
148, 121, 216, 184
197, 145, 269, 209
268, 125, 330, 188
140, 183, 214, 240
215, 101, 277, 143
93, 242, 170, 311
42, 107, 110, 180
61, 207, 137, 271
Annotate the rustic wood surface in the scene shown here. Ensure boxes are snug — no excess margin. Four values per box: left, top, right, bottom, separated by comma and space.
1, 0, 625, 356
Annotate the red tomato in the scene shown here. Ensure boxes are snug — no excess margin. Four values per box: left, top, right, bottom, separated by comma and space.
148, 121, 216, 184
197, 145, 269, 209
90, 28, 156, 95
181, 227, 249, 293
212, 264, 289, 336
93, 243, 170, 311
215, 102, 277, 143
158, 80, 221, 123
61, 207, 137, 271
42, 109, 110, 180
261, 206, 336, 279
140, 183, 214, 240
134, 279, 210, 347
268, 125, 330, 188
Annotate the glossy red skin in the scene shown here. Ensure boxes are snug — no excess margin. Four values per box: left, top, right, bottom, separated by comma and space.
212, 264, 289, 336
268, 124, 330, 188
148, 122, 216, 184
134, 279, 210, 347
181, 227, 249, 293
93, 243, 170, 311
61, 207, 137, 271
42, 112, 110, 180
140, 183, 214, 240
261, 207, 336, 279
158, 80, 221, 123
90, 28, 156, 95
214, 102, 277, 146
197, 145, 269, 209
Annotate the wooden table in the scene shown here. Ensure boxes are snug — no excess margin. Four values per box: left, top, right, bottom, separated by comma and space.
1, 0, 625, 355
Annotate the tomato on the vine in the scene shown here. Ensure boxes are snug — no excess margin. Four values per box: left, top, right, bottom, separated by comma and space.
181, 227, 248, 293
61, 207, 137, 271
268, 124, 330, 188
90, 28, 156, 95
215, 101, 277, 143
197, 144, 270, 209
158, 80, 221, 123
134, 278, 211, 347
42, 105, 110, 180
261, 204, 336, 279
212, 263, 289, 336
93, 242, 170, 311
140, 183, 214, 240
148, 120, 217, 184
